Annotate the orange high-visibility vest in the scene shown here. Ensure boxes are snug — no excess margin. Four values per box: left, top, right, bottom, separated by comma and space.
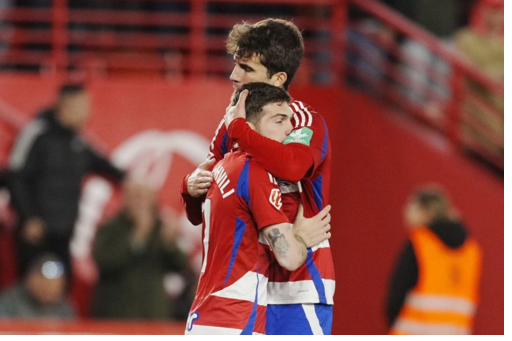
390, 227, 482, 335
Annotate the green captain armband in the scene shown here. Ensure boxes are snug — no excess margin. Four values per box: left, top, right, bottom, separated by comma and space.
283, 127, 314, 146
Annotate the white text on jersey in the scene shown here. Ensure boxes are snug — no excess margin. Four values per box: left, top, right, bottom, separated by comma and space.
212, 164, 235, 199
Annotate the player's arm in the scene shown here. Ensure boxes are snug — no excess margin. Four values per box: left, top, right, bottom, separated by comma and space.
86, 144, 125, 183
248, 162, 312, 271
262, 222, 308, 271
225, 93, 325, 182
181, 120, 225, 225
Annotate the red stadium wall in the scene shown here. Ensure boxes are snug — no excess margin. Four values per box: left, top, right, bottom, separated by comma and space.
0, 76, 503, 334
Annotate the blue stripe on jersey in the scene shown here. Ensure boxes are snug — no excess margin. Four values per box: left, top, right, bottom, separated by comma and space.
237, 159, 251, 208
223, 217, 246, 286
312, 175, 323, 211
321, 119, 328, 160
306, 248, 327, 304
241, 272, 260, 335
221, 132, 228, 157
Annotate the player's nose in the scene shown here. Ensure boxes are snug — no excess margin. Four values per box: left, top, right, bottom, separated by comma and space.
285, 121, 293, 136
229, 66, 240, 83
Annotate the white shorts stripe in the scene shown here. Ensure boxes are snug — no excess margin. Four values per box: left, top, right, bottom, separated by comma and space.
302, 304, 324, 335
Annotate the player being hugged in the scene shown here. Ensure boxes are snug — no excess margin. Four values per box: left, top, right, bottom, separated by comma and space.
185, 83, 330, 335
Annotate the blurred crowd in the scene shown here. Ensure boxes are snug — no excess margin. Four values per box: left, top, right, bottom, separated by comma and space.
346, 0, 503, 166
0, 84, 196, 322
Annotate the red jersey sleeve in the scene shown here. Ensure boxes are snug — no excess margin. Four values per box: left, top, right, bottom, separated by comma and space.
227, 101, 327, 182
181, 118, 234, 226
180, 174, 204, 226
247, 161, 289, 230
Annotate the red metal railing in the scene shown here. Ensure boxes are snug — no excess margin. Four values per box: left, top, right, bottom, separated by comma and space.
0, 0, 504, 171
343, 0, 503, 171
0, 0, 342, 81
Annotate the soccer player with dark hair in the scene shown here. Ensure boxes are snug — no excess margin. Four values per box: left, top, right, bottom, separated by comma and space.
181, 19, 334, 335
185, 83, 329, 335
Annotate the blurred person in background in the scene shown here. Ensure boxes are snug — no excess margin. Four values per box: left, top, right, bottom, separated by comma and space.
453, 0, 504, 159
455, 0, 503, 82
383, 0, 476, 38
8, 83, 126, 280
0, 253, 75, 319
91, 180, 189, 320
386, 186, 482, 335
382, 0, 477, 115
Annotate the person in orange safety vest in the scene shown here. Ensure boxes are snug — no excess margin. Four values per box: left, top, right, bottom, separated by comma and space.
387, 186, 482, 335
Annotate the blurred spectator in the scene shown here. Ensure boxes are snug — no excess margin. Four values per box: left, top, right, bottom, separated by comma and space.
383, 0, 475, 38
91, 181, 189, 320
0, 253, 75, 319
454, 0, 504, 161
387, 186, 482, 335
8, 83, 126, 279
381, 0, 476, 112
455, 0, 503, 82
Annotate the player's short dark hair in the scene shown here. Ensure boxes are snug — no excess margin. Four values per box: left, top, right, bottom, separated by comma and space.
226, 18, 304, 90
413, 187, 450, 221
58, 83, 85, 98
231, 82, 291, 124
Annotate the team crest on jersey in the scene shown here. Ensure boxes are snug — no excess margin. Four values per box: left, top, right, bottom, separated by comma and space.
283, 127, 313, 146
269, 188, 282, 210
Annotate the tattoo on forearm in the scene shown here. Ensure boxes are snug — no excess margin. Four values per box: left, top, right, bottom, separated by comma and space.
268, 228, 290, 258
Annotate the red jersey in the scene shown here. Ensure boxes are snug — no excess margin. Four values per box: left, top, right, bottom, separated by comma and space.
186, 151, 288, 335
181, 99, 335, 305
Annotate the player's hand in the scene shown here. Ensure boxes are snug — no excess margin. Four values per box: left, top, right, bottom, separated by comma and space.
22, 217, 45, 244
293, 204, 331, 248
224, 89, 249, 129
187, 158, 216, 197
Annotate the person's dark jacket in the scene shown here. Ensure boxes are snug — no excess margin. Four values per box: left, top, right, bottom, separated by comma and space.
386, 219, 469, 327
8, 109, 125, 237
0, 169, 7, 189
91, 212, 189, 320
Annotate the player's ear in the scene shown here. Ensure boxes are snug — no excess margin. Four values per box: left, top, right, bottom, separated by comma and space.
270, 72, 287, 88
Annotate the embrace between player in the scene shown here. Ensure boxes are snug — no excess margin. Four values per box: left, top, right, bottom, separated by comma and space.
181, 19, 335, 335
